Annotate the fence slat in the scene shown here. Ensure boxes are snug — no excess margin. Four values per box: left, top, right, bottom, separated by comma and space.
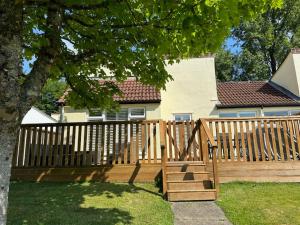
83, 125, 88, 166
251, 121, 259, 162
112, 124, 117, 164
30, 127, 38, 166
141, 123, 146, 163
76, 125, 82, 166
239, 122, 246, 162
100, 124, 105, 165
70, 125, 76, 166
275, 121, 284, 161
257, 121, 266, 161
59, 125, 65, 166
263, 121, 272, 161
186, 121, 192, 161
215, 122, 222, 161
227, 122, 234, 161
17, 128, 26, 167
118, 124, 123, 164
293, 120, 300, 159
24, 128, 32, 167
135, 123, 139, 164
282, 121, 290, 161
129, 123, 133, 164
153, 122, 157, 163
48, 126, 54, 166
245, 121, 253, 162
173, 121, 179, 161
221, 122, 228, 162
288, 120, 297, 160
88, 125, 93, 166
191, 120, 197, 161
269, 121, 277, 161
65, 125, 70, 166
168, 122, 173, 161
233, 122, 240, 162
42, 126, 48, 167
147, 123, 151, 163
124, 124, 128, 164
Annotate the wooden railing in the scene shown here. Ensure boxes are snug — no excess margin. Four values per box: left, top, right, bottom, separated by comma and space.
203, 116, 300, 163
13, 120, 161, 167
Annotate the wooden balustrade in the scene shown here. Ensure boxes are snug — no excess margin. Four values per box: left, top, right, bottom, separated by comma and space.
13, 120, 160, 167
203, 116, 300, 163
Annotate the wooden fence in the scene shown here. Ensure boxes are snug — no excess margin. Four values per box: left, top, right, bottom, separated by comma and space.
13, 116, 300, 169
204, 116, 300, 163
13, 120, 161, 167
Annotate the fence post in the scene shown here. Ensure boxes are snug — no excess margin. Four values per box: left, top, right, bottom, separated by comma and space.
200, 121, 209, 164
212, 145, 220, 195
159, 120, 167, 199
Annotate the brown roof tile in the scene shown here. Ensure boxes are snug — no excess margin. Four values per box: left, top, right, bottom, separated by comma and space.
59, 80, 160, 104
217, 81, 300, 108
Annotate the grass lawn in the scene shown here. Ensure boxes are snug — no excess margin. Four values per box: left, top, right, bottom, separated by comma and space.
7, 182, 173, 225
217, 182, 300, 225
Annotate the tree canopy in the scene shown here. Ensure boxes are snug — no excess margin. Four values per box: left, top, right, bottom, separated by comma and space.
215, 0, 300, 81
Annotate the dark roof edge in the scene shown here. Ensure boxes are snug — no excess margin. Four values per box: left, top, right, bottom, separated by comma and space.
117, 100, 161, 104
268, 81, 300, 101
216, 102, 300, 109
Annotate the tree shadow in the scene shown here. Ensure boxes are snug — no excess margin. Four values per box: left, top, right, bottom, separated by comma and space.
7, 181, 164, 225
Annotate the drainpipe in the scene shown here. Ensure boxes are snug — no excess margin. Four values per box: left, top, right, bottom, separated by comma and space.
260, 106, 264, 117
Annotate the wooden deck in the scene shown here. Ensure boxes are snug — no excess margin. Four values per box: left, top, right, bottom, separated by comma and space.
11, 116, 300, 200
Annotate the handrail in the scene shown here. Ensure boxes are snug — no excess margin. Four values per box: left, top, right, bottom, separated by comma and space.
200, 119, 217, 146
199, 119, 219, 194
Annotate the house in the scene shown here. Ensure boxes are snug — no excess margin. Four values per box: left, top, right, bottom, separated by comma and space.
54, 49, 300, 122
22, 106, 57, 124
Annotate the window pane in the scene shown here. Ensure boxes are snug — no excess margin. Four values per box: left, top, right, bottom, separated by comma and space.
290, 110, 300, 116
118, 109, 129, 121
106, 112, 117, 121
239, 112, 256, 117
219, 113, 238, 118
174, 114, 191, 121
264, 111, 289, 116
130, 108, 145, 116
89, 108, 103, 117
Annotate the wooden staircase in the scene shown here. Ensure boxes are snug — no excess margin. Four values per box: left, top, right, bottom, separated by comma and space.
165, 161, 217, 201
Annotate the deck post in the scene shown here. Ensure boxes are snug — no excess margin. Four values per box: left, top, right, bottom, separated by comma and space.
212, 145, 220, 195
159, 120, 167, 199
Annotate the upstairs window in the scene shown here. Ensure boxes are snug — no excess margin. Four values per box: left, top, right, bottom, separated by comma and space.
239, 111, 257, 117
174, 113, 192, 121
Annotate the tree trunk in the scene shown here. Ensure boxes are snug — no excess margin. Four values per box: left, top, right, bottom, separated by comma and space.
0, 1, 23, 224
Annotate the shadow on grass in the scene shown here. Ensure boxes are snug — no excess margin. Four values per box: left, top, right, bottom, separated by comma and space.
7, 181, 163, 225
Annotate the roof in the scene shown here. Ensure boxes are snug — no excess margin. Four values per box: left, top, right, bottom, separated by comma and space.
59, 79, 161, 104
22, 106, 58, 124
217, 81, 300, 108
112, 80, 160, 103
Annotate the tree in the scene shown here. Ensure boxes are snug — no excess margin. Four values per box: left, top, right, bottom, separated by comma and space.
233, 0, 300, 80
215, 48, 236, 81
0, 1, 281, 224
35, 79, 67, 115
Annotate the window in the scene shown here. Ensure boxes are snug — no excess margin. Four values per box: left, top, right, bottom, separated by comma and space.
264, 111, 289, 116
129, 108, 145, 120
219, 112, 238, 118
239, 111, 256, 117
88, 108, 104, 121
174, 113, 192, 121
290, 110, 300, 116
106, 108, 129, 121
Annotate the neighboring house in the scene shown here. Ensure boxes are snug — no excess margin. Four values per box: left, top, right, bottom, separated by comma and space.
55, 49, 300, 122
22, 106, 58, 124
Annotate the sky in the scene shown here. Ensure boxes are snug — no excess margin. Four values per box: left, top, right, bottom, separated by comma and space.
22, 38, 241, 74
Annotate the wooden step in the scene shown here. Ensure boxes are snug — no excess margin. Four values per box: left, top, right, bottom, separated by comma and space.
166, 171, 209, 181
167, 189, 217, 201
167, 180, 212, 190
166, 162, 206, 173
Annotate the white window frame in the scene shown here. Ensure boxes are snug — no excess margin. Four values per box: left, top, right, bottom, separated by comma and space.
173, 113, 192, 121
88, 108, 105, 121
219, 111, 257, 118
128, 108, 146, 120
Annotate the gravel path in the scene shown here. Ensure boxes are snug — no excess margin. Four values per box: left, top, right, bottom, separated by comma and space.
171, 201, 232, 225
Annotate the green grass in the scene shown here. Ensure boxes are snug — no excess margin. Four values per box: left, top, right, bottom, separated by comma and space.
7, 182, 173, 225
217, 182, 300, 225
